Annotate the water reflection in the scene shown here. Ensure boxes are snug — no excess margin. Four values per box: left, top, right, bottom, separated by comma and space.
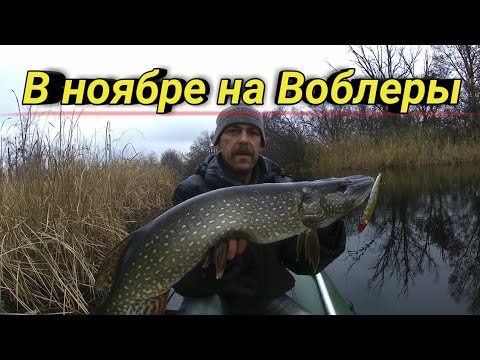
326, 165, 480, 315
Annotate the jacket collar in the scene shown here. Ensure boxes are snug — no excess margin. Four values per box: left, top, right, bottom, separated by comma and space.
194, 153, 286, 188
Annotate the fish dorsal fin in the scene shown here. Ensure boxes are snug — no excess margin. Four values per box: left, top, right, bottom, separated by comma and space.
126, 290, 170, 315
94, 233, 133, 293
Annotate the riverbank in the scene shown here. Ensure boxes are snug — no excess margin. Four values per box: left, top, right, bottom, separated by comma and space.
304, 129, 480, 177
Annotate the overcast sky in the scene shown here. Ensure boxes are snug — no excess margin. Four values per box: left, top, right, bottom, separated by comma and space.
0, 45, 356, 156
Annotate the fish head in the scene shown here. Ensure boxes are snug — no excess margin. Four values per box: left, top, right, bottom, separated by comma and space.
300, 175, 375, 228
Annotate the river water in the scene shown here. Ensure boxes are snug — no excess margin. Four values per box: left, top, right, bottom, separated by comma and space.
324, 164, 480, 315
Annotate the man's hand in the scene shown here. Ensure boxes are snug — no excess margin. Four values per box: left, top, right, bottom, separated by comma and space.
201, 238, 248, 279
226, 238, 248, 260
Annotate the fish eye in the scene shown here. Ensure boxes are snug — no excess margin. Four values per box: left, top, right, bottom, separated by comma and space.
337, 184, 348, 192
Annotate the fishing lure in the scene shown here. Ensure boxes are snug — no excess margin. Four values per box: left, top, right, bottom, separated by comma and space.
358, 173, 382, 233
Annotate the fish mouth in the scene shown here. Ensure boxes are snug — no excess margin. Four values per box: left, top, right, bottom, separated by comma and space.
314, 175, 374, 196
343, 175, 375, 207
302, 175, 375, 227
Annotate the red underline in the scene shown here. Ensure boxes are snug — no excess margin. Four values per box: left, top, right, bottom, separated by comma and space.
0, 110, 478, 118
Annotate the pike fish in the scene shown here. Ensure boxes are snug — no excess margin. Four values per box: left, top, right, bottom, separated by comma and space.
91, 175, 375, 315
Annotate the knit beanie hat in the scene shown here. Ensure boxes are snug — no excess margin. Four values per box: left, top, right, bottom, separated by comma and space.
213, 104, 266, 147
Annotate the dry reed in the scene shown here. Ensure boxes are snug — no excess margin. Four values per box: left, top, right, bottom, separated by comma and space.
0, 105, 179, 314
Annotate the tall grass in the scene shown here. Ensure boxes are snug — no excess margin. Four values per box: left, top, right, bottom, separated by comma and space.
0, 107, 179, 314
306, 127, 480, 177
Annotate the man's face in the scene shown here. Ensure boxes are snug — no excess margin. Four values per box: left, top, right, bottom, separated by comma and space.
216, 123, 264, 175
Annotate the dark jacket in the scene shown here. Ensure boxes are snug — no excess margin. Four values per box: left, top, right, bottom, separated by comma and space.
172, 153, 346, 313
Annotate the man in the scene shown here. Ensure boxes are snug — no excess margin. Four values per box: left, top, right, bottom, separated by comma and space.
171, 104, 346, 315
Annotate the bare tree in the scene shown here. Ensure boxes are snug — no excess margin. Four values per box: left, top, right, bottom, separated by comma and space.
346, 45, 425, 134
304, 103, 364, 142
160, 148, 185, 174
347, 45, 423, 81
404, 47, 449, 128
183, 130, 216, 176
262, 107, 308, 179
432, 45, 480, 131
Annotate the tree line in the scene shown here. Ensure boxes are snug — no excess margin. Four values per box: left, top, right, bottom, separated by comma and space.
158, 45, 480, 179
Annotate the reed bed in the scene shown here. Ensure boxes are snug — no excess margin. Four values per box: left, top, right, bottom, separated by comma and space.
0, 107, 179, 314
306, 128, 480, 176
